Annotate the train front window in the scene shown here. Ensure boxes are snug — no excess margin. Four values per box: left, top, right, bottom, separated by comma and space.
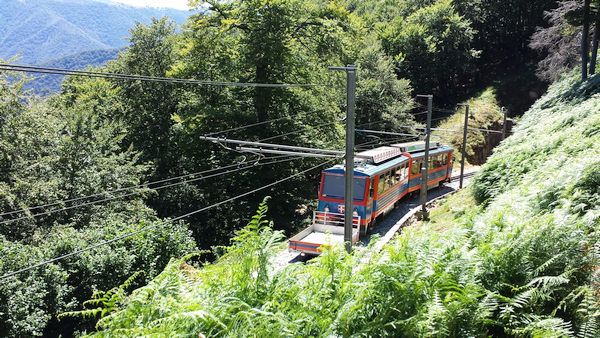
321, 174, 366, 201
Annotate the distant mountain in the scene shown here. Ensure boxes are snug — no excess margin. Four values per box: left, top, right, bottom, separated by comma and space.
24, 47, 123, 95
0, 0, 191, 64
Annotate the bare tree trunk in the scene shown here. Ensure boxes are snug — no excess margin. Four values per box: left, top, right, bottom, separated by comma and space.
591, 17, 599, 75
582, 0, 591, 80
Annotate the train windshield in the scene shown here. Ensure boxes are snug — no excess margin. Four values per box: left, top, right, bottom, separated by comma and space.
321, 174, 366, 201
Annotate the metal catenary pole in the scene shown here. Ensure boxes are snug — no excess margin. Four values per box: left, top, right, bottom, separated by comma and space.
417, 95, 433, 221
459, 103, 469, 189
329, 65, 357, 253
501, 107, 508, 140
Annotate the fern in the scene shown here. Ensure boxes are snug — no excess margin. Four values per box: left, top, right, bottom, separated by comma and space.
58, 270, 144, 322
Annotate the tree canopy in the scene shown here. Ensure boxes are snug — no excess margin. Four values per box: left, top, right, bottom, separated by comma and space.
0, 0, 575, 335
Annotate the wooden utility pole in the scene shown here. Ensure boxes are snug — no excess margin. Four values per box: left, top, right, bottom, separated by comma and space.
501, 107, 508, 141
459, 103, 469, 189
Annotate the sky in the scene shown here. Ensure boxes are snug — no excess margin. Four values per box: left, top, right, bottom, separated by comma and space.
110, 0, 192, 10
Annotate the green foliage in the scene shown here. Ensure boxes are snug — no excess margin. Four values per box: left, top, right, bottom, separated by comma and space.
0, 0, 581, 336
380, 0, 479, 101
355, 38, 415, 135
434, 87, 503, 166
58, 271, 145, 321
91, 67, 600, 336
0, 67, 197, 336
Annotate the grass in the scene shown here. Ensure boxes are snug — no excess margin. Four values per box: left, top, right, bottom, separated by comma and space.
434, 87, 504, 167
412, 187, 478, 233
82, 68, 600, 336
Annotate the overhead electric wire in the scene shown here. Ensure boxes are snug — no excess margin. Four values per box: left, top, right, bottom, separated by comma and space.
356, 120, 385, 129
258, 120, 340, 142
356, 129, 420, 138
0, 158, 335, 280
205, 106, 331, 139
0, 156, 275, 218
412, 110, 430, 116
414, 101, 457, 114
204, 117, 291, 137
0, 64, 327, 88
395, 124, 502, 134
466, 126, 503, 134
0, 118, 412, 220
0, 155, 301, 226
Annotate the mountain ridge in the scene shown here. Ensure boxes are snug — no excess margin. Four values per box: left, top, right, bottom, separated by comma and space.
0, 0, 190, 64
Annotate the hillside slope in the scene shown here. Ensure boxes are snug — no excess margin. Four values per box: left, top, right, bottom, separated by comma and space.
84, 70, 600, 336
24, 48, 122, 95
0, 0, 189, 64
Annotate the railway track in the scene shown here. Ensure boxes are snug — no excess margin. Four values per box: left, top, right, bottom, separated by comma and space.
449, 170, 476, 183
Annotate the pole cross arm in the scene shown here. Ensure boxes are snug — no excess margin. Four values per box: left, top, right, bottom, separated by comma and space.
199, 136, 344, 155
236, 147, 342, 158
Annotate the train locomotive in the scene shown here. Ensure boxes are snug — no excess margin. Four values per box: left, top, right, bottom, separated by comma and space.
317, 141, 454, 235
289, 141, 453, 254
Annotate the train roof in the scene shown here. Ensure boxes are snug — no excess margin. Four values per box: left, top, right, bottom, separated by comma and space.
323, 143, 453, 177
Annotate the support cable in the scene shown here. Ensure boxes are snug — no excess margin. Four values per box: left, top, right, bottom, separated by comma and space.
258, 120, 340, 142
0, 64, 327, 88
0, 156, 300, 226
0, 156, 268, 218
0, 159, 335, 280
204, 117, 291, 137
393, 124, 503, 134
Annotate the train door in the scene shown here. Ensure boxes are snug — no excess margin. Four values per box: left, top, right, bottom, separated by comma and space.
367, 178, 375, 227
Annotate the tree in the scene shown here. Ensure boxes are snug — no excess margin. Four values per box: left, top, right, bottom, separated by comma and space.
582, 0, 591, 79
380, 0, 479, 102
530, 1, 581, 82
354, 38, 414, 138
106, 17, 180, 179
160, 0, 363, 247
0, 68, 198, 337
530, 1, 600, 82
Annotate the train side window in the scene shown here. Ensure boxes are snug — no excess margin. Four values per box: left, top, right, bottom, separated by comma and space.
394, 168, 401, 183
398, 165, 403, 181
385, 171, 393, 190
369, 179, 375, 199
377, 174, 385, 195
411, 160, 418, 175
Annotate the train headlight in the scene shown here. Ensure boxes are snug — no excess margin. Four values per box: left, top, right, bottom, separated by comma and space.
353, 208, 359, 217
324, 205, 330, 213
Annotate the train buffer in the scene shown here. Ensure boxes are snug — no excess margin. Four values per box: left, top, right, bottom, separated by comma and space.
288, 211, 360, 255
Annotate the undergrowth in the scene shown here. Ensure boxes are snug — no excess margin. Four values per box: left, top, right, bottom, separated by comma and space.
434, 87, 503, 166
87, 69, 600, 336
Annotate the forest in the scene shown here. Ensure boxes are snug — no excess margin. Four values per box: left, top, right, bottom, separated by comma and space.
0, 0, 596, 336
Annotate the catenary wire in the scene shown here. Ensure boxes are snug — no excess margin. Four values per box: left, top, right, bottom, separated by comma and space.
0, 158, 335, 280
0, 156, 301, 226
258, 120, 341, 142
0, 64, 327, 88
204, 107, 328, 138
3, 116, 418, 219
0, 155, 274, 218
204, 117, 291, 137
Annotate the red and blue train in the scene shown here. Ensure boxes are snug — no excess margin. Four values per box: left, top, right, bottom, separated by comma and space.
317, 141, 454, 235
